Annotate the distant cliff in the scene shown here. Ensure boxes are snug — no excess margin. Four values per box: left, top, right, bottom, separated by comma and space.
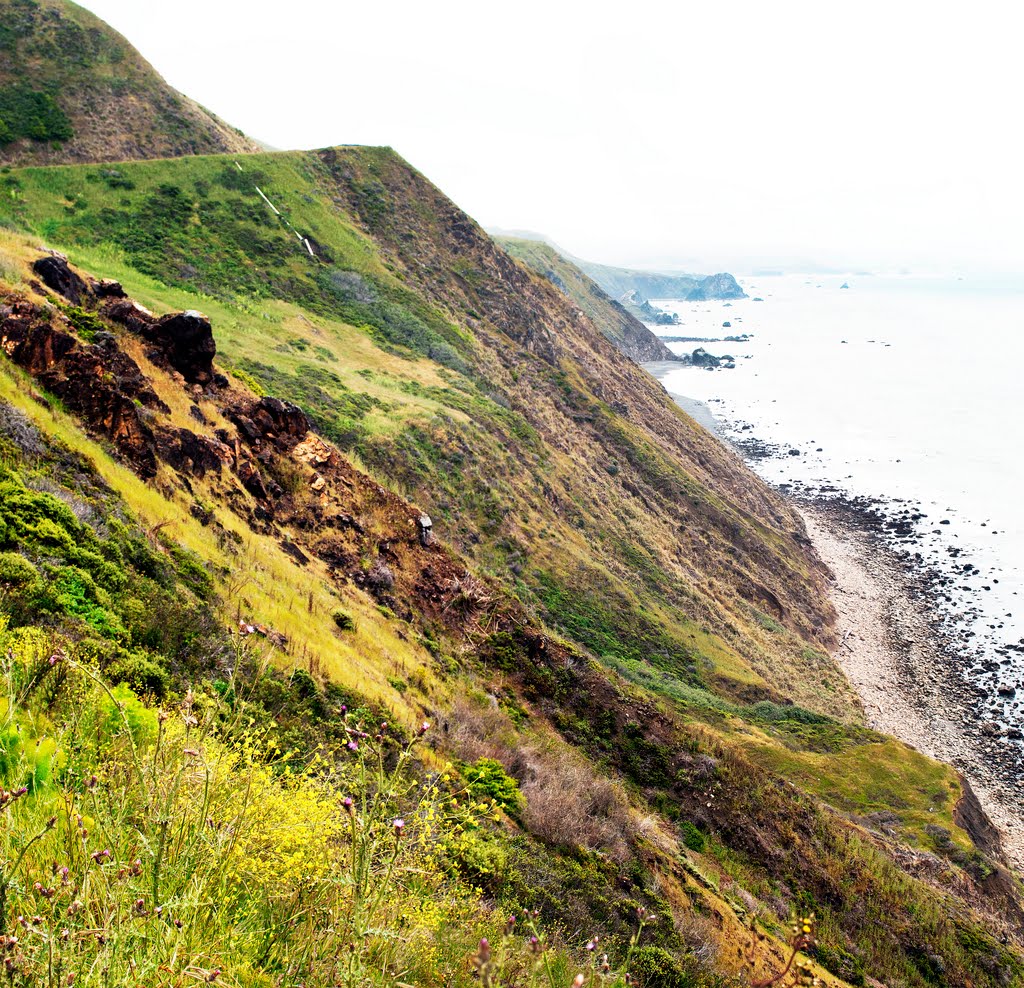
496, 237, 681, 362
572, 259, 747, 301
685, 272, 747, 301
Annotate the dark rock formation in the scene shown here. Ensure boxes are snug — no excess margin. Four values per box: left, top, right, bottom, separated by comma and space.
688, 347, 734, 370
32, 253, 91, 305
103, 300, 217, 384
149, 311, 217, 384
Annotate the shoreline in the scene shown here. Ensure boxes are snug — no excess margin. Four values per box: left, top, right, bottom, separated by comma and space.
801, 500, 1023, 871
641, 360, 721, 435
642, 359, 1023, 869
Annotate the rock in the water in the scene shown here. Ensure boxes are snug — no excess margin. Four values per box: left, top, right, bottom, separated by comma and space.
689, 347, 726, 369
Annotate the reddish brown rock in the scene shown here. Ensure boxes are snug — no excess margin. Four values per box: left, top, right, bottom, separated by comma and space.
231, 397, 309, 451
0, 300, 162, 477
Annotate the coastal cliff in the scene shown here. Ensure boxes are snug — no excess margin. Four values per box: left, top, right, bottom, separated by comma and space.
0, 3, 1020, 985
574, 259, 748, 302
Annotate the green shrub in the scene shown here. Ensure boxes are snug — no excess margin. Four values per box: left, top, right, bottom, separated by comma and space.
680, 821, 706, 853
0, 85, 73, 146
106, 651, 171, 699
464, 757, 523, 813
630, 946, 696, 988
0, 551, 37, 591
58, 302, 107, 341
332, 609, 355, 631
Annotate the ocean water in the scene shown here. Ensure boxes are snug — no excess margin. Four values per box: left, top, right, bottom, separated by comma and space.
653, 273, 1024, 727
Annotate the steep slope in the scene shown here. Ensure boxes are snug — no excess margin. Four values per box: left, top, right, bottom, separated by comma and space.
4, 137, 1024, 982
1, 146, 844, 719
495, 235, 679, 362
2, 232, 1023, 988
0, 0, 260, 165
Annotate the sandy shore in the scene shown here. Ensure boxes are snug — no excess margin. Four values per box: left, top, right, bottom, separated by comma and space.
641, 361, 721, 435
803, 505, 1024, 871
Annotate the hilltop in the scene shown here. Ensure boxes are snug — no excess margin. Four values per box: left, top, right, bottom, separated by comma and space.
0, 0, 260, 165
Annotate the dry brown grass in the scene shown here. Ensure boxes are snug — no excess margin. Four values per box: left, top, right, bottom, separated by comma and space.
444, 694, 635, 861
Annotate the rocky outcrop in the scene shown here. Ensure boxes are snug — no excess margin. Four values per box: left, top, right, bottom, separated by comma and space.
103, 300, 218, 385
153, 427, 234, 478
147, 311, 217, 384
0, 298, 163, 476
246, 397, 310, 447
28, 253, 220, 387
685, 273, 747, 301
230, 397, 309, 456
2, 291, 237, 483
32, 253, 91, 305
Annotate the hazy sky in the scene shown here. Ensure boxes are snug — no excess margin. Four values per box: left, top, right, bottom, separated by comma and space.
82, 0, 1023, 274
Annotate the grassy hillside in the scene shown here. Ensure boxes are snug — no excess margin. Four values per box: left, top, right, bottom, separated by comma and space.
0, 0, 260, 166
496, 236, 678, 362
0, 148, 841, 711
1, 144, 1022, 987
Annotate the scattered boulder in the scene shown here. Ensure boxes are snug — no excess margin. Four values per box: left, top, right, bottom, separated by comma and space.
32, 253, 91, 305
93, 278, 127, 299
149, 310, 217, 384
417, 513, 433, 547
